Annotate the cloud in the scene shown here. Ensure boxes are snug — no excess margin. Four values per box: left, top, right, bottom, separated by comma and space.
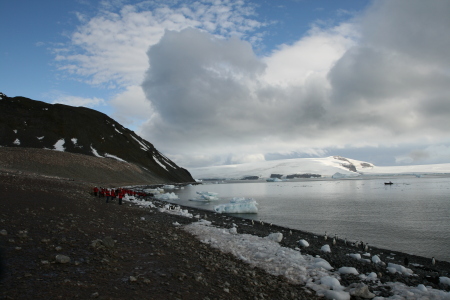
55, 0, 264, 88
109, 85, 153, 128
327, 0, 450, 141
140, 1, 450, 168
50, 92, 106, 108
396, 145, 450, 165
140, 26, 354, 166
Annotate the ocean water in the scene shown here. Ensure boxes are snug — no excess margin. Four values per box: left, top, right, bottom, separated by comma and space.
169, 176, 450, 262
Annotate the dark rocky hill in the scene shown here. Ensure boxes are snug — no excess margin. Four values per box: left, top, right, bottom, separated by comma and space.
0, 92, 194, 183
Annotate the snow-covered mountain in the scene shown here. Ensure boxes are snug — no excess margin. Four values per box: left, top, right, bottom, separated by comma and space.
0, 93, 194, 183
189, 156, 450, 180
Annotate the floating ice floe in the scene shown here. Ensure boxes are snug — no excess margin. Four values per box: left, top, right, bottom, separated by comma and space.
214, 197, 258, 214
163, 185, 175, 190
190, 191, 220, 202
266, 178, 283, 182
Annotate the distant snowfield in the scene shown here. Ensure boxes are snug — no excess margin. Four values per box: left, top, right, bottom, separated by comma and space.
189, 156, 450, 180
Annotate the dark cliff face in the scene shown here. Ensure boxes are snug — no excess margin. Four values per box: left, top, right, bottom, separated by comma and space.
0, 93, 194, 183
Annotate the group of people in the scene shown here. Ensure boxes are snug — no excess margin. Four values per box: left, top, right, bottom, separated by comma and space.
92, 187, 150, 205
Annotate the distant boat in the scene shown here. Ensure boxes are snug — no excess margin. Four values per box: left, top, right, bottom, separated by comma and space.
384, 181, 393, 185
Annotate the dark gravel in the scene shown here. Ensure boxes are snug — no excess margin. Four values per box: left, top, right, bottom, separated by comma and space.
1, 171, 448, 300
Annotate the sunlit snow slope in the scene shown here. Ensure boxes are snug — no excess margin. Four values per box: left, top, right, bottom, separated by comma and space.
189, 156, 450, 180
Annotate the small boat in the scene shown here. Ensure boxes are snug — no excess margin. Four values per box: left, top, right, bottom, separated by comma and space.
384, 181, 393, 185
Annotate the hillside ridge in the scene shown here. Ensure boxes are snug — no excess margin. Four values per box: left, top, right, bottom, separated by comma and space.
0, 93, 194, 183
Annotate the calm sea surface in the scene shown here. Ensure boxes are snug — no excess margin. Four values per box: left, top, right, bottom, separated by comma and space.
168, 176, 450, 262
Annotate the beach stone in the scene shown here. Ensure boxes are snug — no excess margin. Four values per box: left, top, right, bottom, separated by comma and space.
102, 236, 115, 248
55, 254, 71, 264
91, 239, 103, 248
17, 230, 28, 238
129, 276, 137, 282
0, 229, 7, 236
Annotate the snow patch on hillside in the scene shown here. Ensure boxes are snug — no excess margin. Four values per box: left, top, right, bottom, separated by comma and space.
131, 134, 149, 151
153, 156, 168, 170
53, 139, 65, 151
90, 145, 103, 158
104, 153, 127, 162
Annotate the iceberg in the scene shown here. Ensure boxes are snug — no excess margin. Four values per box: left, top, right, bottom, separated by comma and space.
266, 178, 283, 182
190, 191, 220, 202
214, 197, 258, 214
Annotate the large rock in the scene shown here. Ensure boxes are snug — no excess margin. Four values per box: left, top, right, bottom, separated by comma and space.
55, 255, 71, 264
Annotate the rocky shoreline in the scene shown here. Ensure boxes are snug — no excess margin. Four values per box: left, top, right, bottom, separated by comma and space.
0, 172, 449, 299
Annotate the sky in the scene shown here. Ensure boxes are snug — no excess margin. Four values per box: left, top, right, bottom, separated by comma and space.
1, 0, 450, 169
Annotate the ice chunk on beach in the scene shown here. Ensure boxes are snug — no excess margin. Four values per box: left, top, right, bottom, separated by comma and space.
338, 267, 359, 275
387, 263, 413, 276
266, 232, 283, 243
320, 276, 341, 289
229, 227, 237, 234
323, 290, 350, 300
372, 255, 381, 264
321, 244, 331, 253
154, 192, 179, 200
313, 257, 334, 270
214, 198, 258, 214
440, 276, 450, 286
349, 253, 361, 260
417, 284, 428, 292
298, 239, 309, 247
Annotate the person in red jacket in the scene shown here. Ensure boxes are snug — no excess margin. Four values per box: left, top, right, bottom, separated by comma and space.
111, 189, 116, 201
93, 186, 99, 197
105, 189, 111, 203
118, 192, 123, 205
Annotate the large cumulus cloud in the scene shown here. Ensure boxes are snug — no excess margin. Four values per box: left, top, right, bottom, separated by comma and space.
140, 0, 450, 167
